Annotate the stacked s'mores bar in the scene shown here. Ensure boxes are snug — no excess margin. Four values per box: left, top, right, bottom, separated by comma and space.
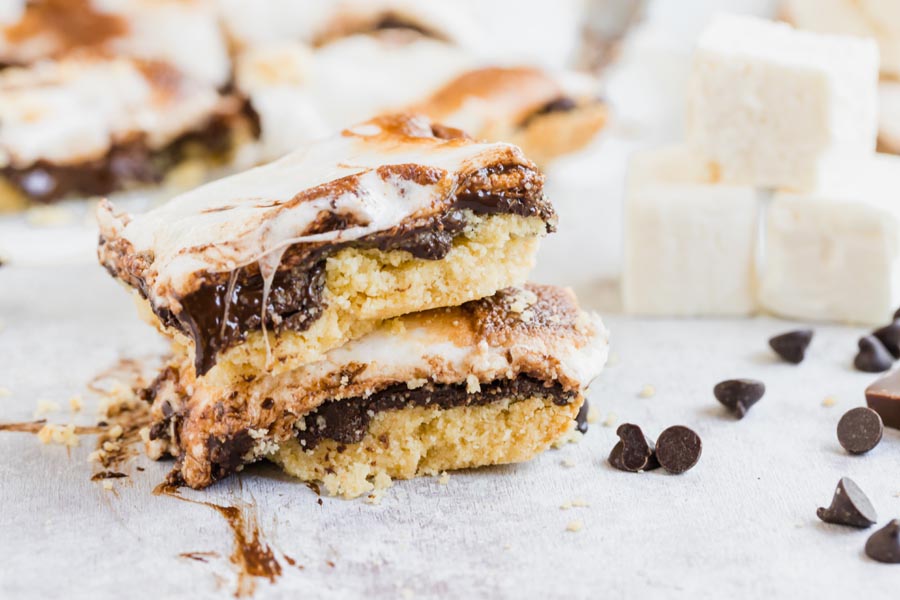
98, 114, 608, 497
624, 14, 900, 326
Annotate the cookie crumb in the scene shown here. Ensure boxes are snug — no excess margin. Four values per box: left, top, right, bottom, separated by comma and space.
108, 424, 124, 440
38, 424, 79, 447
566, 520, 583, 532
561, 458, 576, 468
34, 400, 60, 418
0, 387, 11, 398
602, 413, 618, 427
502, 543, 512, 551
822, 395, 837, 407
26, 205, 74, 227
101, 480, 114, 491
551, 429, 583, 448
437, 471, 450, 485
69, 395, 83, 412
560, 501, 572, 510
639, 384, 656, 398
571, 498, 589, 507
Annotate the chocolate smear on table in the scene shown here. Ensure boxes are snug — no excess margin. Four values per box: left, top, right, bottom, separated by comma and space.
866, 369, 900, 430
865, 520, 900, 564
655, 426, 702, 474
608, 423, 658, 472
713, 379, 765, 419
575, 400, 590, 434
768, 329, 813, 364
156, 487, 285, 597
873, 321, 900, 359
855, 335, 894, 373
816, 477, 877, 528
836, 407, 883, 454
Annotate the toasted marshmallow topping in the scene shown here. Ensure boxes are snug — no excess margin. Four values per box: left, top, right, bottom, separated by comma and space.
0, 0, 230, 86
98, 114, 546, 308
0, 56, 233, 168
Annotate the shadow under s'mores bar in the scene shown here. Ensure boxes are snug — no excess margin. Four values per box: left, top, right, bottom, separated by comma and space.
98, 114, 556, 386
409, 67, 607, 166
143, 285, 608, 494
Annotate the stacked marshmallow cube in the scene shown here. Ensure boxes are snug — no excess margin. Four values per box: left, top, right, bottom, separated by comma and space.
624, 14, 897, 324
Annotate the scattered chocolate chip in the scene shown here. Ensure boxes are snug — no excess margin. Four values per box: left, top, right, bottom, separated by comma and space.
654, 426, 702, 474
866, 370, 900, 430
874, 321, 900, 359
816, 477, 877, 528
769, 329, 813, 364
837, 407, 883, 454
855, 335, 895, 373
575, 400, 590, 434
608, 423, 658, 472
865, 520, 900, 564
713, 379, 765, 418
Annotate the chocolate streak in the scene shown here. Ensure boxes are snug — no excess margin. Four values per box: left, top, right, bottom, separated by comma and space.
295, 375, 575, 450
160, 164, 553, 375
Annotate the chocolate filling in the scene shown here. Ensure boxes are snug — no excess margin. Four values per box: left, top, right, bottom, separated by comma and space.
149, 164, 553, 375
295, 375, 576, 450
2, 106, 254, 203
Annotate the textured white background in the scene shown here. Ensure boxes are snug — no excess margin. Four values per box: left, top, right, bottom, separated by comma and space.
1, 265, 898, 599
3, 1, 897, 597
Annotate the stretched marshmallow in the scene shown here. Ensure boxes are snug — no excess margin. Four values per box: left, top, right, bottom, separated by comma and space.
761, 154, 900, 325
687, 14, 879, 191
622, 145, 760, 316
783, 0, 900, 79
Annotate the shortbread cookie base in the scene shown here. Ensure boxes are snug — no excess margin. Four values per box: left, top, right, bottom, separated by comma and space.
271, 396, 582, 499
161, 213, 545, 385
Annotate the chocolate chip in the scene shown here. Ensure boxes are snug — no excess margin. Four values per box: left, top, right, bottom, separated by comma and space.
865, 520, 900, 564
655, 426, 702, 474
608, 423, 658, 472
816, 477, 877, 528
837, 407, 883, 454
866, 369, 900, 430
713, 379, 765, 418
575, 400, 590, 434
768, 329, 813, 364
894, 306, 900, 321
855, 335, 894, 373
874, 320, 900, 359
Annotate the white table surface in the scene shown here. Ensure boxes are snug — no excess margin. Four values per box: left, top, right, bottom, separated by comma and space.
1, 264, 898, 599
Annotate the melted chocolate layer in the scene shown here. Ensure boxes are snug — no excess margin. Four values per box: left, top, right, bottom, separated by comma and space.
166, 164, 552, 375
2, 108, 249, 203
295, 375, 576, 450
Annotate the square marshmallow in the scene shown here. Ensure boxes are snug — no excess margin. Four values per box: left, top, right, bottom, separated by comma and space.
622, 145, 760, 316
761, 154, 900, 325
687, 14, 879, 192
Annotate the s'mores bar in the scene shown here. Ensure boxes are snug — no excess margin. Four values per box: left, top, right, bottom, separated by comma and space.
143, 284, 608, 494
687, 14, 879, 191
409, 67, 607, 166
0, 56, 249, 205
98, 114, 555, 387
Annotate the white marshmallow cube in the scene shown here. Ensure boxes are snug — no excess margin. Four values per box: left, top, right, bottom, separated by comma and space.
687, 14, 879, 192
761, 154, 900, 325
622, 145, 760, 316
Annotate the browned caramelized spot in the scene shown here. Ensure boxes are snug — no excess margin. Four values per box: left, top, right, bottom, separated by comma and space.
465, 284, 578, 347
313, 11, 446, 47
415, 67, 560, 120
430, 123, 471, 141
4, 0, 128, 55
376, 163, 445, 186
295, 375, 575, 450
